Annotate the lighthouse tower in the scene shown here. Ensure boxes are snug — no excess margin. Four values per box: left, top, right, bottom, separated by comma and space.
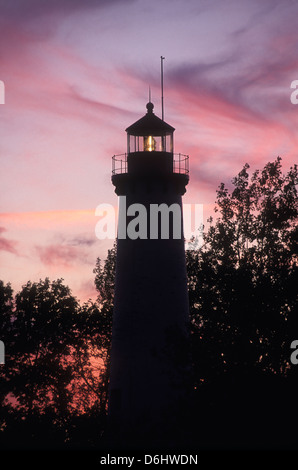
108, 101, 190, 446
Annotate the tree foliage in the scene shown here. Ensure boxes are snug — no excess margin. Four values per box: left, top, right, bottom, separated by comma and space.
187, 157, 297, 381
93, 242, 116, 351
0, 278, 107, 448
186, 157, 298, 448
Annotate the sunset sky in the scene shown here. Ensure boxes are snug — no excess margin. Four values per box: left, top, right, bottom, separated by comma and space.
1, 0, 298, 302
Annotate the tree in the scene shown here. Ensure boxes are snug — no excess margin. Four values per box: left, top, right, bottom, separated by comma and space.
93, 242, 116, 350
187, 157, 298, 448
0, 278, 108, 448
188, 157, 297, 377
92, 242, 116, 414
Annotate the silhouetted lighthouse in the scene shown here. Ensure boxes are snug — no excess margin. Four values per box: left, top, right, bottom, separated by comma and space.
108, 100, 190, 445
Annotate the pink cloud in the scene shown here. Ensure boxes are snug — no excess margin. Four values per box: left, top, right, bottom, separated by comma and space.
0, 227, 18, 255
0, 210, 113, 302
35, 243, 91, 268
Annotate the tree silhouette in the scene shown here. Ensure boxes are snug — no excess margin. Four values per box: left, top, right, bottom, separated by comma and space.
0, 278, 108, 449
187, 157, 298, 448
92, 241, 116, 411
93, 241, 116, 351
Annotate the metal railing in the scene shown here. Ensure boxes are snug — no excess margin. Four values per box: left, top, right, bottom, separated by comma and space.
112, 153, 128, 175
112, 153, 189, 176
173, 153, 189, 175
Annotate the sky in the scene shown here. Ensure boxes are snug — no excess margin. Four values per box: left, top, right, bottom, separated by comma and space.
1, 0, 298, 302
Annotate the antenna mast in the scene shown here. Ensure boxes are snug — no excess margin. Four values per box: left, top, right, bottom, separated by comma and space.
161, 56, 165, 121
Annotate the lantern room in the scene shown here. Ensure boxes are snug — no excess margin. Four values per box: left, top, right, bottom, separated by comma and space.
126, 101, 175, 154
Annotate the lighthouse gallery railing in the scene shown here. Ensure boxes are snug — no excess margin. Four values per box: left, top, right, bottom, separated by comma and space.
112, 153, 189, 176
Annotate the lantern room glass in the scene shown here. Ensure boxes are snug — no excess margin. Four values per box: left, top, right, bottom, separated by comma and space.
128, 134, 173, 153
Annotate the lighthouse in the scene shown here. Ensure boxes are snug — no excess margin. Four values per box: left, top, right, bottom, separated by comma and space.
108, 100, 190, 447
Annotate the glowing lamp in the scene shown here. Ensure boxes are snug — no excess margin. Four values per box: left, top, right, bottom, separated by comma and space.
144, 135, 156, 152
